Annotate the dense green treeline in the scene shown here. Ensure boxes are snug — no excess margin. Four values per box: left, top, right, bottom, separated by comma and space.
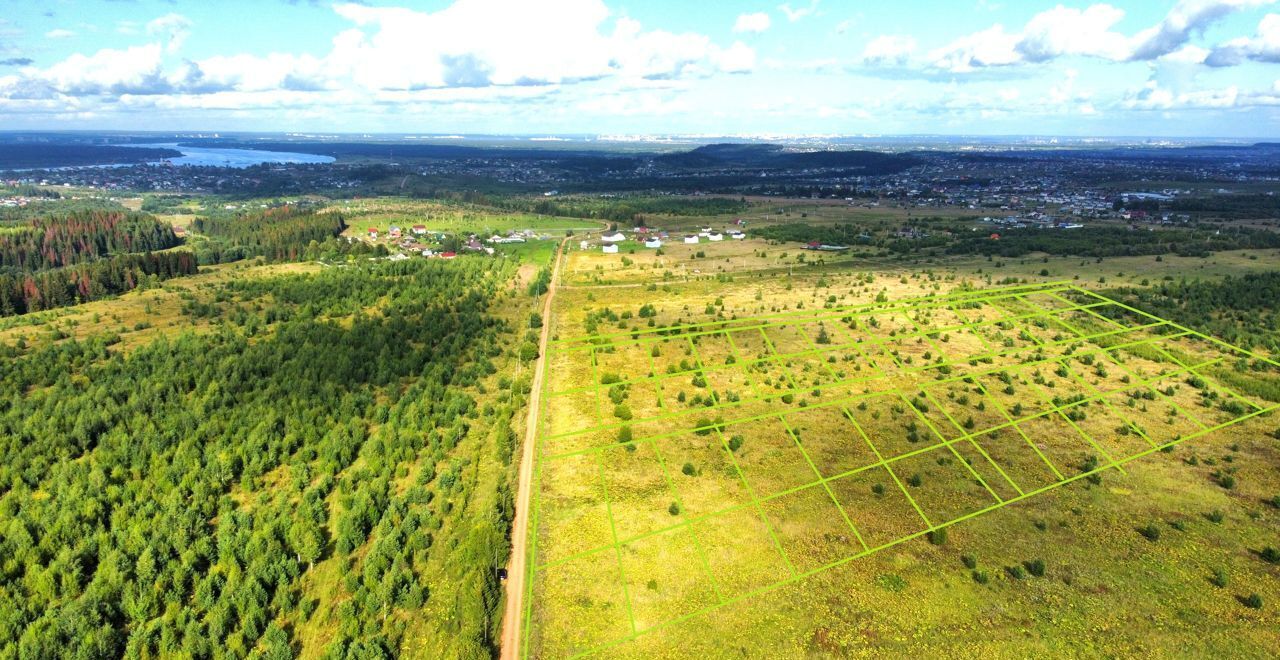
496, 195, 748, 224
192, 208, 346, 263
0, 258, 524, 658
945, 226, 1280, 258
1105, 272, 1280, 354
0, 250, 198, 316
0, 210, 179, 272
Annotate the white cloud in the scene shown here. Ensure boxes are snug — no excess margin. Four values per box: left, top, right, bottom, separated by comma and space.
733, 12, 771, 34
1, 0, 753, 106
862, 35, 917, 66
930, 0, 1274, 72
146, 14, 193, 54
1129, 0, 1274, 61
1206, 12, 1280, 65
779, 0, 821, 22
45, 29, 76, 39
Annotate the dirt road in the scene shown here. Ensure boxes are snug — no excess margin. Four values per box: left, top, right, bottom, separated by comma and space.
499, 236, 567, 660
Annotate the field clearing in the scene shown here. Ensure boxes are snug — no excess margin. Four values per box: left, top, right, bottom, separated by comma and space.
561, 229, 1280, 289
331, 198, 597, 237
525, 281, 1280, 657
0, 260, 320, 354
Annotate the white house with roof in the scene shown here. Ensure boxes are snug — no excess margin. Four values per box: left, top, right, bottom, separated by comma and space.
707, 232, 724, 241
602, 243, 619, 254
644, 238, 662, 248
683, 235, 699, 244
729, 230, 745, 240
601, 231, 626, 243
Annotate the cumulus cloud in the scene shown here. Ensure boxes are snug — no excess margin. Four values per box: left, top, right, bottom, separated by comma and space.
147, 14, 192, 53
779, 0, 821, 22
1129, 0, 1273, 61
1206, 12, 1280, 65
861, 35, 917, 66
0, 58, 33, 66
733, 12, 771, 34
929, 0, 1273, 73
0, 0, 754, 106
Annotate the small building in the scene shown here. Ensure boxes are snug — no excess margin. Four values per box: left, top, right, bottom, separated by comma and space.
644, 238, 662, 248
368, 228, 379, 239
411, 225, 427, 235
440, 251, 457, 259
579, 240, 592, 250
601, 231, 626, 243
602, 244, 619, 254
389, 226, 402, 238
728, 230, 745, 240
684, 235, 699, 244
707, 232, 724, 242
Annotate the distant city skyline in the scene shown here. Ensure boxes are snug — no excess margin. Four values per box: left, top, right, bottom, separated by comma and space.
2, 0, 1280, 137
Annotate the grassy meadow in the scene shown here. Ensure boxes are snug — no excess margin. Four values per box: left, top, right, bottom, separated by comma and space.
526, 225, 1280, 657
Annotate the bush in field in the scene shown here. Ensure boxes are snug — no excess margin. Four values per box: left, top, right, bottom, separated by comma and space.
907, 473, 923, 487
972, 570, 990, 584
727, 434, 744, 452
668, 502, 681, 516
1007, 565, 1026, 580
927, 529, 947, 546
1261, 547, 1280, 564
1242, 593, 1263, 609
1024, 559, 1046, 577
681, 462, 696, 476
962, 554, 977, 570
1210, 568, 1229, 588
1138, 523, 1161, 542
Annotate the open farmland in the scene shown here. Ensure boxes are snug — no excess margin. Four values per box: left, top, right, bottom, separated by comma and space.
524, 279, 1280, 657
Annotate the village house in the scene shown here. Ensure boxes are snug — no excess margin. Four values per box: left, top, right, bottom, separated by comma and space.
601, 231, 626, 243
389, 226, 402, 238
684, 235, 699, 244
644, 238, 662, 248
602, 243, 619, 254
707, 231, 724, 241
411, 225, 428, 235
367, 228, 379, 239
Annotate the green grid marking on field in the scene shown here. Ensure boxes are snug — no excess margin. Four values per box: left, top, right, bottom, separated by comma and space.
522, 283, 1279, 658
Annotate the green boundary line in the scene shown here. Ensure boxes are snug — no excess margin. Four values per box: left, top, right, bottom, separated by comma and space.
534, 355, 1218, 573
522, 282, 1279, 658
562, 402, 1279, 659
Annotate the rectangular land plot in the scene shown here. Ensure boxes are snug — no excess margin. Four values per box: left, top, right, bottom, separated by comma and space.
526, 283, 1280, 657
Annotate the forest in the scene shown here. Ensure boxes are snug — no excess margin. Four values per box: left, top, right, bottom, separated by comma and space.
0, 210, 180, 272
191, 207, 347, 263
0, 251, 197, 316
944, 225, 1280, 258
1104, 272, 1280, 354
496, 195, 749, 225
0, 258, 525, 658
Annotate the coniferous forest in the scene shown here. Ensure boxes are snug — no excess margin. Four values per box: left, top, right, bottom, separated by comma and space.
0, 210, 195, 317
0, 258, 527, 658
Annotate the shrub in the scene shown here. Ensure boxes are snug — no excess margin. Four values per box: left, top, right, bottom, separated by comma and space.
1261, 547, 1280, 564
617, 426, 633, 444
1210, 568, 1229, 588
927, 529, 947, 546
1206, 510, 1225, 524
694, 417, 713, 436
972, 570, 989, 584
668, 502, 681, 516
1219, 473, 1236, 489
727, 434, 744, 452
1024, 559, 1046, 577
871, 483, 885, 496
961, 554, 977, 570
1007, 565, 1026, 580
1138, 523, 1162, 542
681, 462, 696, 477
1242, 593, 1263, 609
907, 473, 923, 488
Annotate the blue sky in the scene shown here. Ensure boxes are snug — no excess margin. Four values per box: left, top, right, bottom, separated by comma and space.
2, 0, 1280, 136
